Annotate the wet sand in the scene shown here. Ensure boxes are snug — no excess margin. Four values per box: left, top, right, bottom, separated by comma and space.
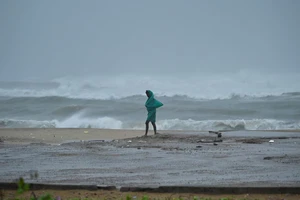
3, 189, 300, 200
0, 128, 300, 188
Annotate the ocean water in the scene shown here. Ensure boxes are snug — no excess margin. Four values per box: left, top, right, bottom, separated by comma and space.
1, 73, 300, 131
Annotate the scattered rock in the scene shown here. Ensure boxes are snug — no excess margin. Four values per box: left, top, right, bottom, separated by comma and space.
264, 156, 272, 160
214, 139, 223, 142
198, 139, 208, 143
236, 138, 265, 144
264, 155, 288, 160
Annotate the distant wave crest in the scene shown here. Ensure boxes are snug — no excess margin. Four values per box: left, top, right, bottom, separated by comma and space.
1, 91, 300, 103
1, 73, 300, 100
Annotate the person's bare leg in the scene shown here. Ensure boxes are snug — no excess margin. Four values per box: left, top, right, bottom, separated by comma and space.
145, 121, 149, 136
151, 122, 157, 135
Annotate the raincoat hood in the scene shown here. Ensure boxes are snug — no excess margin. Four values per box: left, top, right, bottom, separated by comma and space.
145, 90, 163, 109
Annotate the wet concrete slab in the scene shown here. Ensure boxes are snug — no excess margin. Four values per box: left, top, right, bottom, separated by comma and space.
1, 131, 300, 187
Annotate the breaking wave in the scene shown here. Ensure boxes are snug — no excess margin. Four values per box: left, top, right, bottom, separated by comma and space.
0, 117, 123, 129
1, 117, 299, 131
154, 118, 300, 131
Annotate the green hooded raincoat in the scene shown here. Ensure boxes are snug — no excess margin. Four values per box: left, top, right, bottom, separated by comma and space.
145, 90, 163, 122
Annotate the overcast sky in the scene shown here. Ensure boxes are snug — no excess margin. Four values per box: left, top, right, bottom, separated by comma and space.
0, 0, 299, 81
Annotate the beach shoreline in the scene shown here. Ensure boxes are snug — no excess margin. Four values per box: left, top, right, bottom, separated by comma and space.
1, 128, 300, 188
1, 128, 299, 145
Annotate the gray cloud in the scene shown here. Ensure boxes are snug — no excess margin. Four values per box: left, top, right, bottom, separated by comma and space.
0, 0, 299, 81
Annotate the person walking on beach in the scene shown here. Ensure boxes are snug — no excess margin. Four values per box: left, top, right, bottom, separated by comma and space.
145, 90, 163, 136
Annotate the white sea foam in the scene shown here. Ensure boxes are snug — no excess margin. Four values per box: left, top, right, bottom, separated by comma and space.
1, 117, 299, 131
0, 71, 299, 100
152, 118, 300, 131
55, 113, 123, 129
0, 118, 56, 128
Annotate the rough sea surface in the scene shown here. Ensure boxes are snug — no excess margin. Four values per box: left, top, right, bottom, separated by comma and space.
1, 74, 300, 131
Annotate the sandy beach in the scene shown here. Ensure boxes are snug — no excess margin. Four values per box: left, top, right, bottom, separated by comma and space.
0, 128, 146, 144
1, 128, 300, 189
1, 128, 299, 144
3, 189, 300, 200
